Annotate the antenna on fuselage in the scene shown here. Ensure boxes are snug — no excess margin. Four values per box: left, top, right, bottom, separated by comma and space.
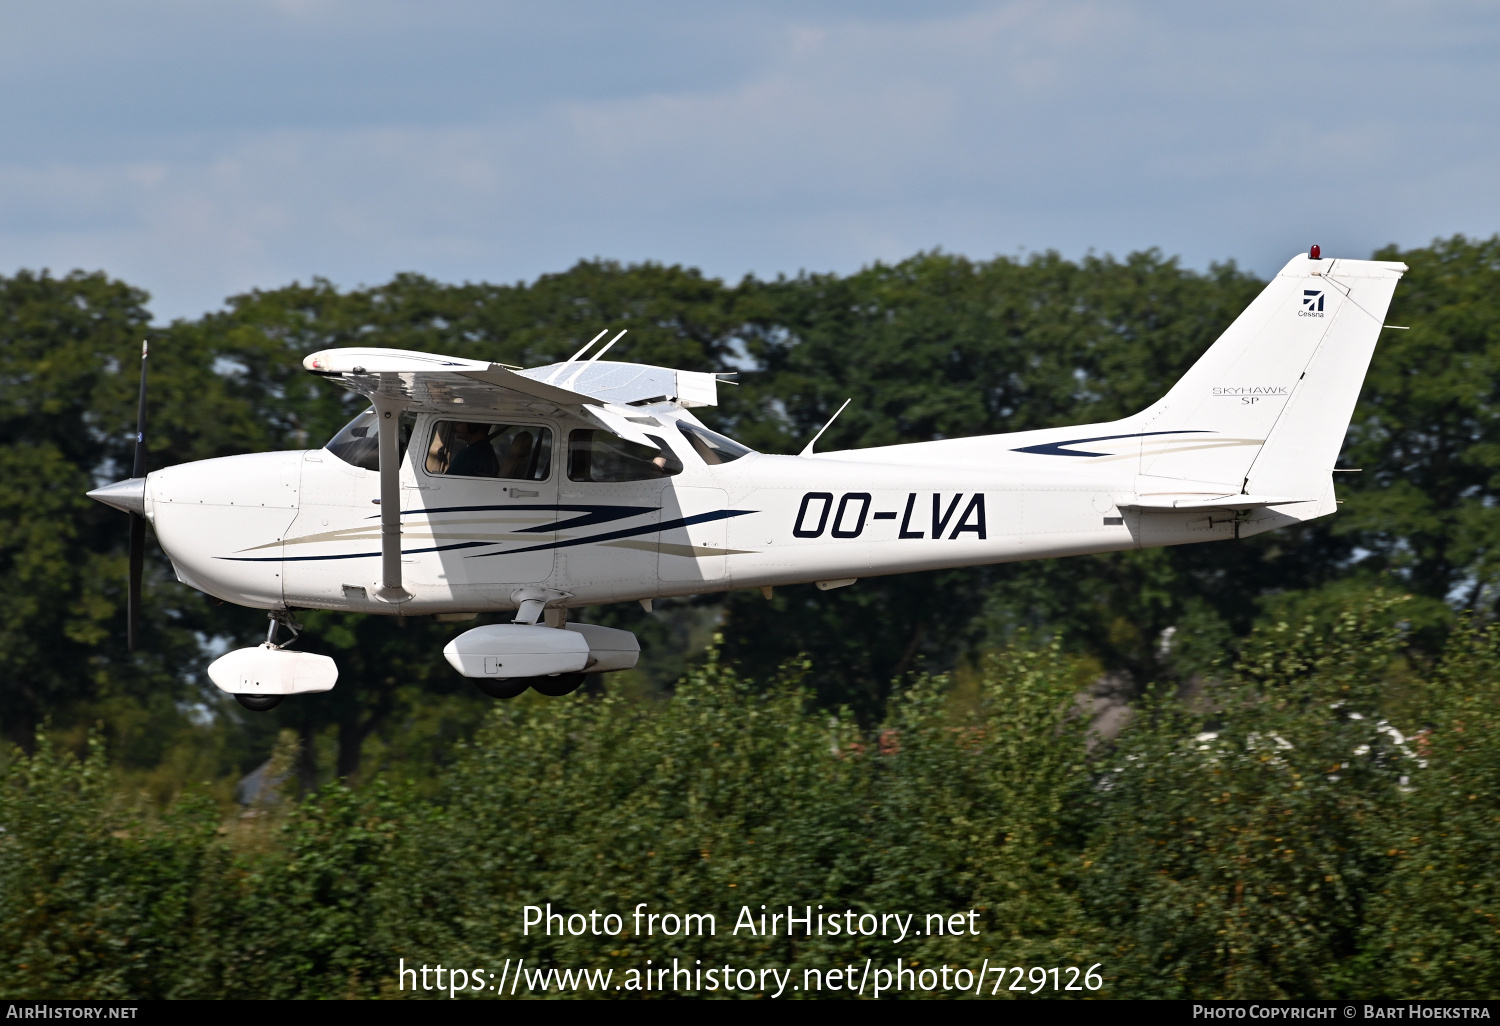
587, 329, 626, 364
799, 397, 851, 457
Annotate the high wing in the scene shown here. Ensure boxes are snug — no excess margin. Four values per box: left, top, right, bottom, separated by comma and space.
301, 347, 720, 413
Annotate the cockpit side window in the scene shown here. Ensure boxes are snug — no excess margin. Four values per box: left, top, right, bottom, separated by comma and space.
425, 421, 553, 480
325, 408, 415, 471
676, 421, 754, 465
567, 429, 682, 482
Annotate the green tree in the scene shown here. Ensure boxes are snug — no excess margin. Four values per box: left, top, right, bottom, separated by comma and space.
1083, 597, 1411, 998
1337, 235, 1500, 606
0, 271, 230, 753
1356, 619, 1500, 997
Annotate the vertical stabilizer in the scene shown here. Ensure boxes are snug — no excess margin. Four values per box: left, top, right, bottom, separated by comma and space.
1240, 256, 1405, 524
1130, 252, 1405, 504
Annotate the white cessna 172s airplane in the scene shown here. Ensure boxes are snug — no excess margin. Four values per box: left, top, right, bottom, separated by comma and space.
87, 247, 1405, 711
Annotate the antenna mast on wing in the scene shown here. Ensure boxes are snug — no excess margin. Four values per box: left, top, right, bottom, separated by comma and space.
546, 329, 610, 384
565, 329, 627, 389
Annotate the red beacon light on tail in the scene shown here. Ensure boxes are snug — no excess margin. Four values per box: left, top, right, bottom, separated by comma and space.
1309, 244, 1321, 259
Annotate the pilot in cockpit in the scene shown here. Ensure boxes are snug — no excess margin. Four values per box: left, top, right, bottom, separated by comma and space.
447, 423, 499, 477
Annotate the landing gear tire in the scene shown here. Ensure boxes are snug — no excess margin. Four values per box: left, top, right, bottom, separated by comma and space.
475, 678, 531, 700
234, 694, 283, 712
529, 672, 587, 697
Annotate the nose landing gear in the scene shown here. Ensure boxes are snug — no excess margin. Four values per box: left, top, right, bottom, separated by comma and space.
208, 611, 337, 713
231, 613, 305, 712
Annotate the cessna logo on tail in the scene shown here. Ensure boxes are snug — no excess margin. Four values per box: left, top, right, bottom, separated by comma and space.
1300, 290, 1325, 317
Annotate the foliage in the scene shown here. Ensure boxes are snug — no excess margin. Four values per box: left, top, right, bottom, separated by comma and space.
0, 735, 218, 998
1341, 236, 1500, 604
1085, 595, 1412, 998
2, 602, 1499, 999
1354, 619, 1500, 997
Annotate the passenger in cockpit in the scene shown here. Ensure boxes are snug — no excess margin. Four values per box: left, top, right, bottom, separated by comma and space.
498, 431, 534, 479
447, 423, 499, 477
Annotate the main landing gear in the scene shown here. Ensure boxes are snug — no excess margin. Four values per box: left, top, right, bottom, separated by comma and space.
474, 672, 587, 700
445, 611, 636, 700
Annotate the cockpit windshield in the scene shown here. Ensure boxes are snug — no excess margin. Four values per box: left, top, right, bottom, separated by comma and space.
676, 421, 754, 465
325, 408, 414, 471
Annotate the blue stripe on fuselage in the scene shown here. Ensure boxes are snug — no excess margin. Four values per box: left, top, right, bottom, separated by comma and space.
465, 509, 756, 559
369, 503, 660, 533
1011, 430, 1213, 457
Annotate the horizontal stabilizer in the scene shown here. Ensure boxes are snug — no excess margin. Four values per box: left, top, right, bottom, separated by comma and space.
1122, 494, 1314, 512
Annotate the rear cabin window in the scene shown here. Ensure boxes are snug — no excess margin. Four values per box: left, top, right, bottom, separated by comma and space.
567, 429, 682, 482
325, 408, 415, 471
426, 421, 553, 480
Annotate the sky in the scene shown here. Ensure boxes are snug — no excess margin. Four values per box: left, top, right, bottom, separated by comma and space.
1, 0, 1497, 322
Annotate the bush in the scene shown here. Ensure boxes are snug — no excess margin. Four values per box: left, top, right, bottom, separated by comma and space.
2, 605, 1498, 1000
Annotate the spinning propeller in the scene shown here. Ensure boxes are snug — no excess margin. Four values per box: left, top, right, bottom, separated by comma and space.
86, 341, 151, 651
127, 340, 148, 650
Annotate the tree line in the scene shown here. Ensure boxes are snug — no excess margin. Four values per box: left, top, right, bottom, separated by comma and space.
2, 598, 1497, 999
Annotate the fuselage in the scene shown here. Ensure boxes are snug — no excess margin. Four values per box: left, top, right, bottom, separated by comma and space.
143, 403, 1251, 616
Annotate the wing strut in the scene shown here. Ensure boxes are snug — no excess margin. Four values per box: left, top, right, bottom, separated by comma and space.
372, 388, 411, 603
